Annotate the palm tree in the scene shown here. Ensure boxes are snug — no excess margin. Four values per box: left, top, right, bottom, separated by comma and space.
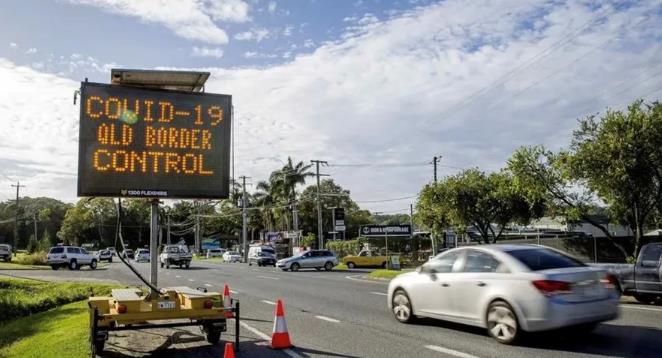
254, 180, 276, 231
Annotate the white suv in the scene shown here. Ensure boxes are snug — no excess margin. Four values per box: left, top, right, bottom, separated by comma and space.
47, 246, 98, 270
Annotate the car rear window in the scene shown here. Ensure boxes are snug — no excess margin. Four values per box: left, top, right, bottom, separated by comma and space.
507, 248, 585, 271
49, 247, 64, 254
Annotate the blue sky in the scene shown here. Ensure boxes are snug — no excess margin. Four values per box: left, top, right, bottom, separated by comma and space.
0, 0, 438, 80
1, 0, 661, 213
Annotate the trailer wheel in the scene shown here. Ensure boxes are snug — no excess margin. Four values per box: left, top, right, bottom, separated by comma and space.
205, 329, 221, 345
166, 260, 170, 269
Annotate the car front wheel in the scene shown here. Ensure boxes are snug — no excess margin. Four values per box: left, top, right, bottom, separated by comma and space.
347, 262, 355, 269
486, 301, 520, 344
392, 289, 416, 323
90, 259, 97, 270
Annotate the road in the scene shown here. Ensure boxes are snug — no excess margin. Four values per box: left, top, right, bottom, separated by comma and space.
3, 261, 662, 358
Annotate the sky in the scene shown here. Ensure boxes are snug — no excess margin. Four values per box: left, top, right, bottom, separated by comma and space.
0, 0, 661, 213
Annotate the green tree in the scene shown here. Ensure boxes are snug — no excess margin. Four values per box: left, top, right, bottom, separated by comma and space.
417, 169, 538, 244
568, 100, 662, 257
507, 145, 630, 258
58, 198, 115, 246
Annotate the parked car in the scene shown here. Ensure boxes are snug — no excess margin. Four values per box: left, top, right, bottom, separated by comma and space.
387, 245, 619, 344
121, 249, 135, 259
0, 244, 12, 262
342, 249, 387, 268
98, 249, 113, 263
206, 248, 225, 258
159, 245, 192, 269
594, 242, 662, 303
277, 250, 339, 271
248, 245, 277, 266
223, 251, 242, 263
106, 247, 117, 256
135, 249, 150, 262
47, 245, 99, 270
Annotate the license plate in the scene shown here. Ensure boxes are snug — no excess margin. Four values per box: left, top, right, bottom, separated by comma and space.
158, 301, 175, 309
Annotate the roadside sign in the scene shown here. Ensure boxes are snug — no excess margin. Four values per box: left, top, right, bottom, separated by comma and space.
77, 82, 232, 199
334, 208, 345, 231
360, 225, 412, 237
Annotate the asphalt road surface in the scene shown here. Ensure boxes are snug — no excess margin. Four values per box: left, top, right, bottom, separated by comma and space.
3, 260, 662, 358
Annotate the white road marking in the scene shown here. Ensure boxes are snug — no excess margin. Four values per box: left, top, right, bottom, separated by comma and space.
251, 269, 259, 271
424, 345, 479, 358
239, 321, 302, 358
345, 274, 388, 284
257, 275, 280, 280
230, 290, 239, 294
315, 315, 341, 323
371, 292, 388, 296
261, 300, 276, 305
188, 279, 195, 282
176, 275, 181, 278
621, 305, 662, 313
204, 283, 212, 287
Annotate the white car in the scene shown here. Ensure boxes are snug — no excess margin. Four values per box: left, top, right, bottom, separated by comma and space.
98, 250, 113, 262
47, 245, 98, 270
206, 248, 225, 258
223, 251, 242, 263
387, 245, 619, 344
135, 249, 150, 262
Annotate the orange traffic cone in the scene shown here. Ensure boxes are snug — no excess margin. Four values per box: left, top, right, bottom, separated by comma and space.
223, 342, 235, 358
271, 299, 292, 349
223, 284, 233, 318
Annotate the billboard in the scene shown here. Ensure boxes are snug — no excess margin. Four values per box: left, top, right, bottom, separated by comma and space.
360, 225, 412, 237
77, 82, 231, 199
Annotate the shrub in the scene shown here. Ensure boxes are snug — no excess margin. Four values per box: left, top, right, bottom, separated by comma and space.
13, 252, 48, 266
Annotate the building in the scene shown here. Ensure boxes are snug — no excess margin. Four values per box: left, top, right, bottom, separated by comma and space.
530, 216, 632, 238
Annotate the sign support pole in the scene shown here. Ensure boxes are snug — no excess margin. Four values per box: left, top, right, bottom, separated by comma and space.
149, 198, 159, 296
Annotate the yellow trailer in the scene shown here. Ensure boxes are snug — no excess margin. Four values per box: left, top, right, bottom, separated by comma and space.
88, 286, 239, 356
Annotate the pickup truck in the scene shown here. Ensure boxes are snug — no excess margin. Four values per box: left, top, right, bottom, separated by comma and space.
342, 249, 388, 269
595, 242, 662, 304
159, 245, 192, 269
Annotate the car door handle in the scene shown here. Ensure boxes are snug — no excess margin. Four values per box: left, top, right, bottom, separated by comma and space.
477, 282, 487, 287
441, 283, 450, 287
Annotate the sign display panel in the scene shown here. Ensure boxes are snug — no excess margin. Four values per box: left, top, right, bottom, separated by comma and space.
360, 225, 412, 237
77, 82, 231, 199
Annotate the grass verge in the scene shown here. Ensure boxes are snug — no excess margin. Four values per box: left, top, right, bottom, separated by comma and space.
367, 269, 414, 280
0, 262, 49, 270
0, 276, 118, 322
192, 256, 225, 263
333, 264, 349, 271
0, 300, 90, 357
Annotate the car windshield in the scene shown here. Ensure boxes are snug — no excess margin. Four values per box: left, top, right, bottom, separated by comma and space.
507, 248, 585, 271
228, 252, 239, 255
166, 247, 179, 253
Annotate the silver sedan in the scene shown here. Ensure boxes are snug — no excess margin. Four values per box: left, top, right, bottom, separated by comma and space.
387, 245, 620, 344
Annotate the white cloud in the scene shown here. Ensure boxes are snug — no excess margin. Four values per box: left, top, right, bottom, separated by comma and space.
268, 1, 277, 14
303, 39, 315, 48
9, 42, 17, 48
26, 48, 37, 54
283, 25, 294, 36
1, 0, 662, 210
234, 28, 270, 42
66, 0, 251, 44
192, 46, 224, 58
243, 51, 277, 59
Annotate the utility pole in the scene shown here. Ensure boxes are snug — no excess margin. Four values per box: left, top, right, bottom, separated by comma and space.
410, 204, 414, 239
239, 175, 250, 262
310, 160, 328, 249
167, 215, 171, 245
11, 181, 24, 253
330, 207, 337, 241
195, 203, 201, 253
292, 201, 299, 247
33, 212, 38, 242
432, 155, 441, 183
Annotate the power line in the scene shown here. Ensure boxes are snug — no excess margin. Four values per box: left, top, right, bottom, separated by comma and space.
355, 195, 417, 203
426, 4, 614, 124
328, 162, 429, 168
